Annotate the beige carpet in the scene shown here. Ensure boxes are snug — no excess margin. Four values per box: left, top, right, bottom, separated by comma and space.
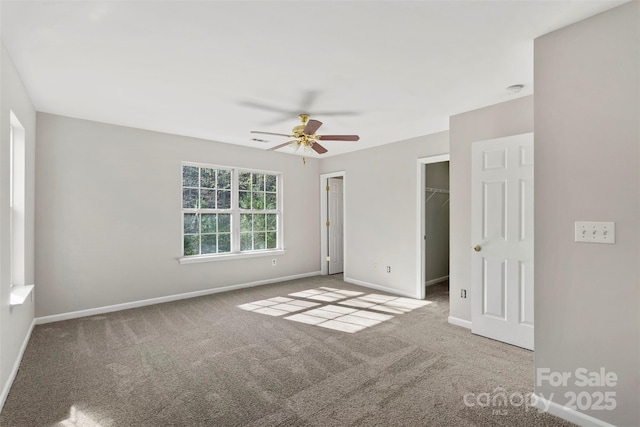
0, 275, 573, 426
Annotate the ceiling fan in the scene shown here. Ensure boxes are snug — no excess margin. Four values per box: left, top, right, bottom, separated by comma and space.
250, 114, 360, 155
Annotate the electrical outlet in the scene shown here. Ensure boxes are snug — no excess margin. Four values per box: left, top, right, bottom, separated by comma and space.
386, 266, 391, 273
271, 259, 277, 266
461, 289, 467, 299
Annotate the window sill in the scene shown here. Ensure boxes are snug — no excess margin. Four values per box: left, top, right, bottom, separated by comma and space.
178, 249, 286, 265
10, 284, 34, 307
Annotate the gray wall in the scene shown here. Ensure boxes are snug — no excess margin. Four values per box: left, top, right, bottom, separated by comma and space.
320, 131, 449, 297
425, 161, 449, 284
534, 2, 639, 425
449, 96, 533, 322
0, 43, 36, 408
35, 113, 321, 317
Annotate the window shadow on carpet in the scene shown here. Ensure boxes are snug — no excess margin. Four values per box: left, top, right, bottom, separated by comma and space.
238, 286, 431, 333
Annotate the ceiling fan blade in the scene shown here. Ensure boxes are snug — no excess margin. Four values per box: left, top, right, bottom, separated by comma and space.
250, 131, 293, 138
310, 142, 328, 154
306, 111, 359, 117
317, 135, 360, 141
299, 90, 319, 111
303, 119, 323, 135
239, 100, 294, 114
267, 141, 296, 151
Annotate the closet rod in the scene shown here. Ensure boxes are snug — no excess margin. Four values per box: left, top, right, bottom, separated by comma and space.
425, 187, 449, 194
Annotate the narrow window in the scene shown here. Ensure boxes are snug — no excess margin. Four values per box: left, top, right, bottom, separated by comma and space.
9, 111, 26, 286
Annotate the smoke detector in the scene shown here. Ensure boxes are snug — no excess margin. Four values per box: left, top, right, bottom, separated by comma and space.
507, 84, 525, 94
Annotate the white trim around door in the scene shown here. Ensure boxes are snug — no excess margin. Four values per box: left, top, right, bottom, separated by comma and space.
320, 171, 346, 276
416, 154, 450, 299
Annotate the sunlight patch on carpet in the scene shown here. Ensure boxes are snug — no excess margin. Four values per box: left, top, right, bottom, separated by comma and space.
238, 296, 320, 316
238, 288, 430, 333
59, 405, 109, 427
340, 295, 432, 314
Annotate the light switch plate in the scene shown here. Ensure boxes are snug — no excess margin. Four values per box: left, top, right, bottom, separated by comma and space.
575, 221, 615, 244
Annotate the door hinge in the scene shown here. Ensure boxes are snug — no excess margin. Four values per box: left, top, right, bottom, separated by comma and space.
326, 220, 331, 227
326, 185, 330, 192
326, 256, 330, 262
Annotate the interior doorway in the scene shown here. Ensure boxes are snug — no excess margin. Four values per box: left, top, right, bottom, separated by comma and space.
417, 155, 450, 299
471, 133, 534, 350
320, 172, 345, 275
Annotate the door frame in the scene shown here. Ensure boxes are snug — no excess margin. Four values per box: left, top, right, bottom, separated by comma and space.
416, 154, 450, 299
320, 171, 346, 275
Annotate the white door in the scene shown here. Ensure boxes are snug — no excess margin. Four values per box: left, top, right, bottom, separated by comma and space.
471, 133, 534, 350
328, 178, 344, 274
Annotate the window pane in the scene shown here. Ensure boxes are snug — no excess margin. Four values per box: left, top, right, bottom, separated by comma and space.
265, 174, 277, 192
266, 214, 277, 231
201, 234, 217, 254
240, 233, 252, 251
201, 189, 216, 208
239, 172, 251, 191
184, 213, 199, 234
184, 235, 199, 256
183, 166, 199, 187
254, 232, 266, 250
201, 168, 216, 188
218, 233, 231, 253
201, 214, 216, 233
218, 169, 231, 189
252, 174, 265, 191
266, 231, 277, 249
239, 191, 251, 209
218, 214, 231, 233
254, 214, 266, 231
183, 188, 199, 209
217, 190, 231, 209
252, 192, 264, 210
265, 193, 277, 210
240, 214, 252, 232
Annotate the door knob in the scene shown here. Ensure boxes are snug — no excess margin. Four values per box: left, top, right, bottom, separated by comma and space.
473, 245, 482, 252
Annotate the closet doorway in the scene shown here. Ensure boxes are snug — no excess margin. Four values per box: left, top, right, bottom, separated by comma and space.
417, 155, 450, 299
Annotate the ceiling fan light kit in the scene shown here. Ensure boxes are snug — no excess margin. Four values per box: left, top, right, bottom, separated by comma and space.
250, 113, 360, 157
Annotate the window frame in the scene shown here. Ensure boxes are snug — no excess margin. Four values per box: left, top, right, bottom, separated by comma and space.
179, 162, 285, 264
9, 110, 26, 287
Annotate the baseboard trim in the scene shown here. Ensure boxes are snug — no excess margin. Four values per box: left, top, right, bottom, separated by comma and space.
35, 271, 321, 325
532, 394, 616, 427
343, 277, 418, 299
425, 275, 449, 286
448, 316, 472, 329
0, 318, 35, 412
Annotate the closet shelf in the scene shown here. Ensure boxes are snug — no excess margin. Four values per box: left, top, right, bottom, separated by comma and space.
425, 187, 449, 194
425, 187, 450, 205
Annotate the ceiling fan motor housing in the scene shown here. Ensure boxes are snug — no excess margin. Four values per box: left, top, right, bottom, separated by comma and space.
292, 124, 307, 138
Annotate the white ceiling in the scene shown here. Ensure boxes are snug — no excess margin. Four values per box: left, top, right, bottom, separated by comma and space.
0, 0, 625, 157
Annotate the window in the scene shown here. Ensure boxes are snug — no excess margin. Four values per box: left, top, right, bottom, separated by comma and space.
181, 163, 282, 260
239, 171, 279, 251
9, 111, 26, 286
